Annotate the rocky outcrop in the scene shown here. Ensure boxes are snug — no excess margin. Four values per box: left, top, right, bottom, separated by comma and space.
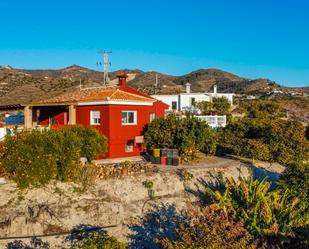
0, 158, 282, 248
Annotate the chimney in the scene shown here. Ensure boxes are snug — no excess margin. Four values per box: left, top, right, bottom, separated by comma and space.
117, 72, 128, 87
185, 82, 191, 93
213, 85, 217, 94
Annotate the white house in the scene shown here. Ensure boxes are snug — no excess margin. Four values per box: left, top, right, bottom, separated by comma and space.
152, 83, 234, 112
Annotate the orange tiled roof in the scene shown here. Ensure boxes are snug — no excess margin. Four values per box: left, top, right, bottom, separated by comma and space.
33, 86, 154, 105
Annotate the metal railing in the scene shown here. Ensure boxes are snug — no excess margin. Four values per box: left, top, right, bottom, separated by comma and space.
195, 115, 227, 128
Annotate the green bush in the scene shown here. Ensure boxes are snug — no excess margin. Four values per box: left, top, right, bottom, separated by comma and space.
277, 162, 309, 221
218, 117, 309, 164
0, 127, 107, 188
194, 97, 231, 115
205, 177, 304, 239
73, 233, 126, 249
144, 114, 217, 160
69, 126, 108, 161
240, 100, 281, 118
212, 97, 231, 115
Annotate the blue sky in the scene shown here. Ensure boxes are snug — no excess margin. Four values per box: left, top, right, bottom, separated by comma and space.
0, 0, 308, 87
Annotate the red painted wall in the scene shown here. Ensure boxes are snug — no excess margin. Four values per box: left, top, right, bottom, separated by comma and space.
76, 101, 167, 158
76, 105, 110, 157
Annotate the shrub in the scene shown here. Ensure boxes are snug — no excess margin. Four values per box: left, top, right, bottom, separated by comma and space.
144, 114, 178, 149
205, 177, 303, 239
277, 162, 309, 222
241, 100, 281, 118
72, 233, 126, 249
194, 97, 231, 115
0, 127, 107, 188
69, 126, 108, 161
212, 97, 231, 115
194, 100, 212, 115
157, 206, 261, 249
218, 118, 309, 164
144, 114, 217, 160
1, 131, 58, 188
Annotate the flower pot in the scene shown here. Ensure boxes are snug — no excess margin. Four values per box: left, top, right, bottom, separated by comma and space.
121, 168, 128, 176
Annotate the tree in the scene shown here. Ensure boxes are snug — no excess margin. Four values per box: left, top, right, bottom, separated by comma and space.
243, 139, 271, 162
144, 114, 178, 150
0, 127, 108, 188
212, 97, 231, 115
144, 114, 217, 160
194, 101, 212, 115
241, 100, 281, 118
218, 117, 309, 165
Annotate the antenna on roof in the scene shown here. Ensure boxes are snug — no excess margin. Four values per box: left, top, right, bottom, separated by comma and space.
98, 50, 112, 85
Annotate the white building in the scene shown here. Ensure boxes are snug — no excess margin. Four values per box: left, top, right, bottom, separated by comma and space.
152, 83, 234, 112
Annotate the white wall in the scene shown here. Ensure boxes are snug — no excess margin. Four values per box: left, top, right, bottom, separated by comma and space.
0, 128, 6, 142
152, 92, 234, 112
179, 93, 211, 111
152, 95, 178, 110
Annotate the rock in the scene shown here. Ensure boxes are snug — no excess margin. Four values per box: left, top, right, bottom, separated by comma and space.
0, 178, 6, 185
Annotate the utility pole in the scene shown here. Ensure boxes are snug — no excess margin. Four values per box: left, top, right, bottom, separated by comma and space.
98, 50, 112, 85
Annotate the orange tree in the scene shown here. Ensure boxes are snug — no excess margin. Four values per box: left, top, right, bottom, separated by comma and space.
0, 127, 107, 188
144, 114, 217, 160
218, 117, 309, 164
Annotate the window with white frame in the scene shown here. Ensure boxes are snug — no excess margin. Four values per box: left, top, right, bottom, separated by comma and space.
90, 111, 101, 125
122, 111, 137, 125
150, 112, 156, 122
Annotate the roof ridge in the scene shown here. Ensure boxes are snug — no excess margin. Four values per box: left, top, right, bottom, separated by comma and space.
80, 85, 117, 91
116, 88, 153, 100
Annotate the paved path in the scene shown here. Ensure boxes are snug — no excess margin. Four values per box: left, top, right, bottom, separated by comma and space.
157, 156, 242, 172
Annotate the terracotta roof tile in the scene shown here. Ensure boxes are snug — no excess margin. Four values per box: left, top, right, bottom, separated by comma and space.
32, 86, 154, 105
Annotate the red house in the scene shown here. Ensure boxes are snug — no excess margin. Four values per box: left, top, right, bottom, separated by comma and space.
23, 73, 169, 158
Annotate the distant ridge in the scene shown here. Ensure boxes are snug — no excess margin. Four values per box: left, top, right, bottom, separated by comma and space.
0, 65, 307, 105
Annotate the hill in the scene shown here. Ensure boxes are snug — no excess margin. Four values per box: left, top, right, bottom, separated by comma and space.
0, 65, 307, 105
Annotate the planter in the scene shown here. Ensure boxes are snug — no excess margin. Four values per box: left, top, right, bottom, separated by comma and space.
153, 149, 161, 157
121, 168, 128, 176
160, 156, 167, 165
166, 158, 173, 165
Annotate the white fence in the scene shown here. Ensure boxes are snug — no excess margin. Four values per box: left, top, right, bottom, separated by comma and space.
195, 115, 227, 128
0, 126, 51, 142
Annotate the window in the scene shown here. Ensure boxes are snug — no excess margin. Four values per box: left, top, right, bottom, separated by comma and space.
150, 112, 156, 122
171, 101, 177, 110
90, 111, 101, 125
122, 111, 137, 125
191, 97, 196, 106
125, 140, 134, 152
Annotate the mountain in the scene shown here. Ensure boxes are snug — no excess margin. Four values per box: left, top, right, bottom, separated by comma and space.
0, 65, 307, 105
